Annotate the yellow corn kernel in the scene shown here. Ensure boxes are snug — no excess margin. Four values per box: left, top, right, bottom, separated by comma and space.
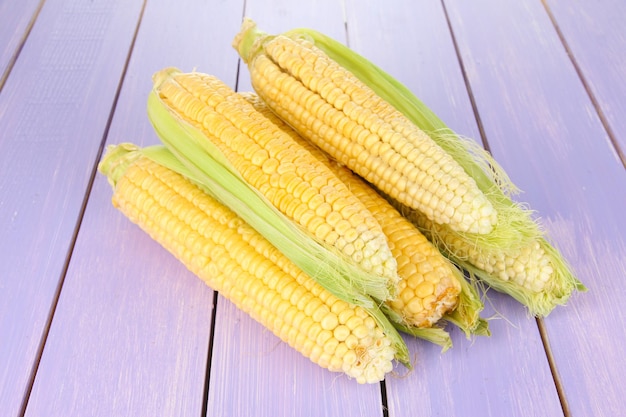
152, 68, 399, 297
331, 167, 463, 328
234, 20, 497, 235
98, 144, 398, 383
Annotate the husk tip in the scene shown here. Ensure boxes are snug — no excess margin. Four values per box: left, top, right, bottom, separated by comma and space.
232, 17, 267, 62
152, 67, 181, 90
97, 142, 142, 188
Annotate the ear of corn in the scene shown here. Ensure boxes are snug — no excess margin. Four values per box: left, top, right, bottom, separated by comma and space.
404, 209, 585, 317
98, 143, 405, 383
242, 92, 487, 342
233, 19, 498, 236
232, 19, 584, 315
147, 68, 401, 305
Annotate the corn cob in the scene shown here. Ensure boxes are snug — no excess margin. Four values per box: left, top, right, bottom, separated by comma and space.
233, 18, 496, 236
242, 92, 486, 339
148, 68, 399, 303
233, 19, 584, 314
98, 143, 405, 383
404, 210, 584, 317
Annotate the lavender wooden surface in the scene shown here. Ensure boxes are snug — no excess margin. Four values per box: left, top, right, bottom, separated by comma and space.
1, 0, 624, 416
545, 0, 626, 160
444, 1, 626, 416
0, 0, 143, 415
24, 0, 241, 415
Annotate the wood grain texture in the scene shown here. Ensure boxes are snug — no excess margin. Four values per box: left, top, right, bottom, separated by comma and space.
444, 0, 626, 415
545, 0, 626, 158
345, 1, 563, 415
23, 0, 244, 415
0, 1, 144, 416
0, 0, 42, 81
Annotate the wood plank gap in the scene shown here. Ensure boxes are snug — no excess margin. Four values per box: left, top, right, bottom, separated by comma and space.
341, 0, 350, 49
540, 0, 626, 169
0, 0, 46, 93
202, 291, 219, 417
536, 318, 571, 417
16, 1, 149, 415
380, 380, 389, 417
234, 58, 242, 92
343, 13, 387, 415
233, 0, 247, 93
439, 0, 493, 154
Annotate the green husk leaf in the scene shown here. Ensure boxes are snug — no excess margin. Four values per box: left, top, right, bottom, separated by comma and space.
97, 142, 143, 187
145, 92, 411, 366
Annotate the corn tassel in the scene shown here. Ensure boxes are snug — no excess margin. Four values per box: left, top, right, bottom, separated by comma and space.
98, 143, 408, 383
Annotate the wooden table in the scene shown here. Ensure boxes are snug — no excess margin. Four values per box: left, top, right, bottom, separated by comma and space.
2, 0, 624, 416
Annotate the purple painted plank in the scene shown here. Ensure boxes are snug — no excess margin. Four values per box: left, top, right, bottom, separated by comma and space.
386, 297, 560, 417
25, 178, 214, 417
345, 1, 563, 415
0, 0, 41, 80
207, 1, 386, 415
546, 0, 626, 157
444, 0, 626, 415
209, 299, 387, 417
0, 1, 144, 416
24, 0, 244, 415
